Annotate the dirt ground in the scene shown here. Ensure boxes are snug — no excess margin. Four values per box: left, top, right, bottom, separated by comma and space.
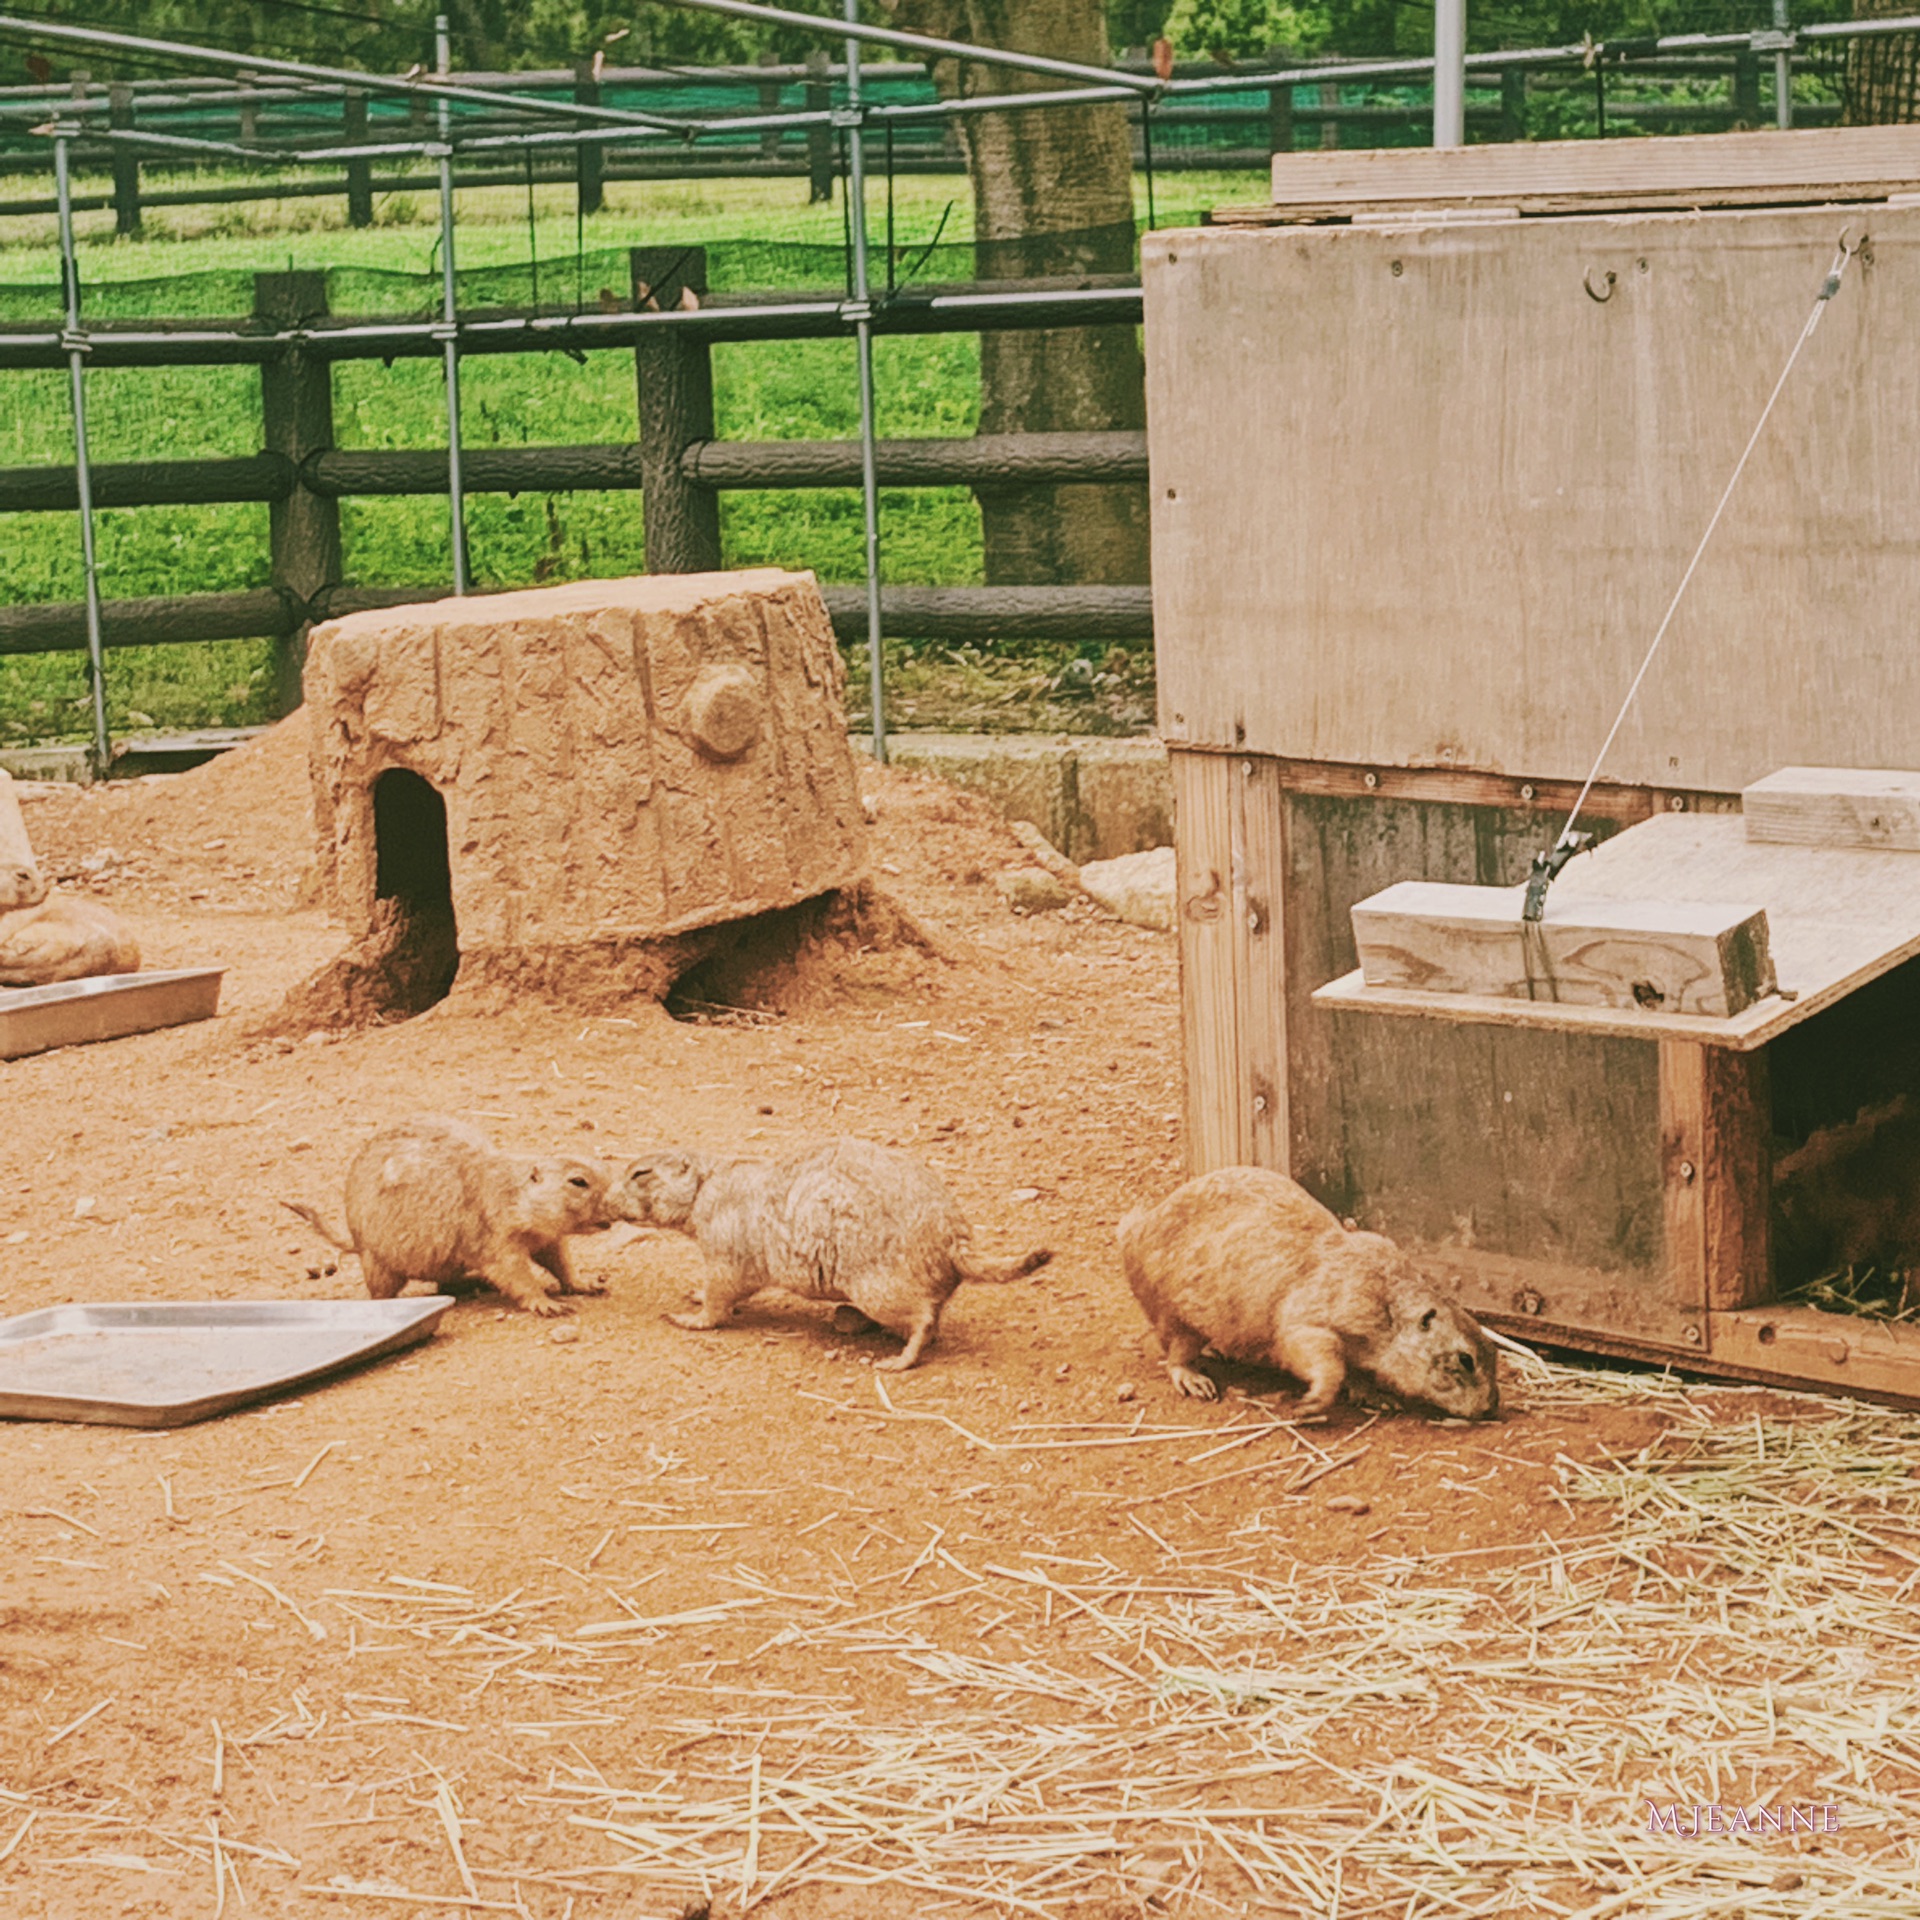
3, 723, 1916, 1920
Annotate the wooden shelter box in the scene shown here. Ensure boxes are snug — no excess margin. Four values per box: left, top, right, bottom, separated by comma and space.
1145, 127, 1920, 1403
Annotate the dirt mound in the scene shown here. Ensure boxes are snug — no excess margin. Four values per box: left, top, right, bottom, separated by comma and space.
15, 710, 316, 911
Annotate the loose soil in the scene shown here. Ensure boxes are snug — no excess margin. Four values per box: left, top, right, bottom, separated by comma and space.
0, 721, 1905, 1919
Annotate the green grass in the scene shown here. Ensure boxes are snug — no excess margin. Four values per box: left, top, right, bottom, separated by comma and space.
0, 169, 1258, 745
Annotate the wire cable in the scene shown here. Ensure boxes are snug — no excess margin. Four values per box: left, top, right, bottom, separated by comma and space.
1551, 229, 1861, 864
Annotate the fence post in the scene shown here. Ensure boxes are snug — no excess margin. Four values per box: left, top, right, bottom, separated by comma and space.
632, 246, 720, 574
758, 49, 783, 161
1733, 49, 1762, 126
1319, 79, 1341, 149
1500, 66, 1527, 141
1267, 80, 1294, 155
805, 49, 834, 204
574, 57, 605, 217
345, 89, 374, 227
255, 271, 341, 714
108, 83, 141, 236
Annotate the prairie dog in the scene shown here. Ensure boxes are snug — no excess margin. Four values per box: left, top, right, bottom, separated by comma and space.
607, 1136, 1052, 1370
285, 1115, 614, 1317
1118, 1166, 1498, 1419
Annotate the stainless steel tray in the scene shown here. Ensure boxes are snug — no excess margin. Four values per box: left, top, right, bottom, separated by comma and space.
0, 1298, 453, 1427
0, 968, 225, 1061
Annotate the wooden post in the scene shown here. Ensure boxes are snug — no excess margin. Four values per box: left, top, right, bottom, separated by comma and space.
344, 90, 374, 228
1659, 1040, 1772, 1326
108, 83, 141, 237
632, 246, 720, 575
255, 271, 341, 714
1267, 81, 1294, 156
237, 72, 259, 145
758, 50, 783, 161
1319, 80, 1340, 150
574, 58, 605, 218
1732, 50, 1763, 127
1172, 751, 1290, 1177
1174, 750, 1246, 1174
805, 49, 834, 205
1500, 67, 1527, 142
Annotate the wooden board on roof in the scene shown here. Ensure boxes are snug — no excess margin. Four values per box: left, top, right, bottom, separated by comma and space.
1207, 123, 1920, 225
1313, 812, 1920, 1047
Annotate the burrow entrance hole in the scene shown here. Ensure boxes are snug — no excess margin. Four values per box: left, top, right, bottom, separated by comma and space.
363, 767, 460, 1017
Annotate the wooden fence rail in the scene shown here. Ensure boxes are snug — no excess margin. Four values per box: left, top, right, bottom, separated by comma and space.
0, 250, 1154, 716
0, 431, 1149, 512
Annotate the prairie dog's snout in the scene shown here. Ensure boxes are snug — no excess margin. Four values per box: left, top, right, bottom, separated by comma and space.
606, 1149, 707, 1230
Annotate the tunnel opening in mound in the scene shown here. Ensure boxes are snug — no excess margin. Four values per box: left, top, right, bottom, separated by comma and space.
664, 882, 941, 1024
257, 768, 462, 1036
367, 768, 461, 1016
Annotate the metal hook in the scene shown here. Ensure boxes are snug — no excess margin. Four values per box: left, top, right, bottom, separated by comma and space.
1583, 267, 1617, 304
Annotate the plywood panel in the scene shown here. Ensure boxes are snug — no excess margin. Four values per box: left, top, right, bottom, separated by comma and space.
1145, 205, 1920, 790
1281, 785, 1665, 1297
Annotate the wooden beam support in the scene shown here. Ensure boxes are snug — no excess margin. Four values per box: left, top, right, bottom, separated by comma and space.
1744, 766, 1920, 850
1171, 749, 1289, 1178
1659, 1039, 1771, 1324
1352, 880, 1776, 1018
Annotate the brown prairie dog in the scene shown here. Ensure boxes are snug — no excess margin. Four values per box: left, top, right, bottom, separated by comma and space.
1118, 1166, 1498, 1420
285, 1115, 614, 1316
607, 1136, 1052, 1370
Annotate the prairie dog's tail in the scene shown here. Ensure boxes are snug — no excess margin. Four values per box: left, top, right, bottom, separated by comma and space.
281, 1198, 353, 1253
958, 1246, 1053, 1286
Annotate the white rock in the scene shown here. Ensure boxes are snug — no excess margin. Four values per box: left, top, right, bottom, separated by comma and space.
1078, 845, 1176, 932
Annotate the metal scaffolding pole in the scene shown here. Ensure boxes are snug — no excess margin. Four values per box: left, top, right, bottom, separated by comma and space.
435, 13, 469, 596
842, 0, 886, 762
1433, 0, 1466, 147
1774, 0, 1794, 129
54, 132, 109, 776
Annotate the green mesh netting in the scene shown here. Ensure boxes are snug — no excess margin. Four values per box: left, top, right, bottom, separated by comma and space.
0, 211, 1214, 324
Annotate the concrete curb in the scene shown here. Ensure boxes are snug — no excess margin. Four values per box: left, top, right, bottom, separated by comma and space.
5, 728, 1175, 864
853, 733, 1169, 863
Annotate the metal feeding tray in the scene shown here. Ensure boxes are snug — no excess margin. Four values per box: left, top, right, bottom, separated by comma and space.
0, 1298, 453, 1427
0, 968, 225, 1061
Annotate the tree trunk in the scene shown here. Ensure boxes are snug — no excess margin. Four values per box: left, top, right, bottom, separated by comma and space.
1844, 0, 1920, 122
899, 0, 1150, 589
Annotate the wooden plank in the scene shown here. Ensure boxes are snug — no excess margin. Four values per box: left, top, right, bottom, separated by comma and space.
1251, 124, 1920, 217
1143, 206, 1920, 789
1240, 757, 1289, 1173
1658, 1041, 1769, 1323
1352, 880, 1776, 1017
1707, 1306, 1920, 1405
1317, 812, 1920, 1048
1744, 765, 1920, 850
1172, 749, 1245, 1174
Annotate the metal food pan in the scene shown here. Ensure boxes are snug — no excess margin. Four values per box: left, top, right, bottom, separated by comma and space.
0, 1297, 453, 1427
0, 968, 225, 1061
